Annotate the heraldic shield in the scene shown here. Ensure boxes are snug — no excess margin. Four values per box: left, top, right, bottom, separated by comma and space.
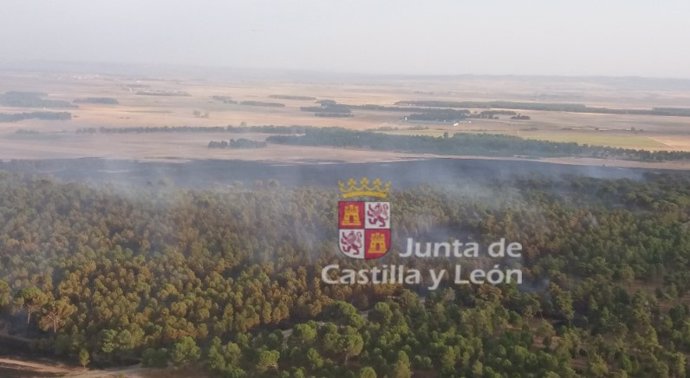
337, 178, 392, 260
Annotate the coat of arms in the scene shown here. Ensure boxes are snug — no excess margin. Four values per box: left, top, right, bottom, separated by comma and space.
337, 178, 391, 260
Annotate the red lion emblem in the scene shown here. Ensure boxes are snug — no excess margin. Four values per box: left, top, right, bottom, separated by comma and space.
367, 202, 389, 228
340, 230, 363, 255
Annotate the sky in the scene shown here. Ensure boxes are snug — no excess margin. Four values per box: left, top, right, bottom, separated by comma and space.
1, 0, 689, 78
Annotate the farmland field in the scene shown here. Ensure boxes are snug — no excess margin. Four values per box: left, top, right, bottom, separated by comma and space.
1, 71, 690, 169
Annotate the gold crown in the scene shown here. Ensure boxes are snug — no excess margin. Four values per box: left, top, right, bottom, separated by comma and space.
339, 177, 391, 199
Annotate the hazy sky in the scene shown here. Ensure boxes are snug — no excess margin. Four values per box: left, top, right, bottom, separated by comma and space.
1, 0, 689, 78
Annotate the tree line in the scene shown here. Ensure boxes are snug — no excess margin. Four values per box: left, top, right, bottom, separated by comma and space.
0, 111, 72, 123
0, 91, 75, 109
208, 139, 268, 149
266, 127, 690, 162
73, 97, 119, 105
395, 100, 690, 118
75, 125, 310, 134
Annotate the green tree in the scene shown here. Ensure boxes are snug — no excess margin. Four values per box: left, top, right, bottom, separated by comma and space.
358, 366, 377, 378
440, 347, 457, 374
14, 287, 48, 324
79, 349, 90, 368
327, 301, 364, 328
290, 323, 317, 347
0, 280, 10, 309
306, 348, 324, 371
370, 302, 393, 325
170, 336, 201, 367
587, 353, 609, 377
472, 360, 484, 376
224, 341, 242, 367
391, 351, 412, 378
670, 352, 686, 378
39, 299, 75, 333
255, 349, 279, 373
206, 337, 226, 372
98, 329, 118, 355
341, 327, 364, 364
549, 283, 574, 323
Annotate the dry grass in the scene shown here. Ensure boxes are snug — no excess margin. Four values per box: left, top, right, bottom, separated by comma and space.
520, 130, 668, 149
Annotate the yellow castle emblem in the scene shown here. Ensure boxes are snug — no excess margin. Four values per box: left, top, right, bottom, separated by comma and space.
368, 232, 387, 255
341, 204, 362, 226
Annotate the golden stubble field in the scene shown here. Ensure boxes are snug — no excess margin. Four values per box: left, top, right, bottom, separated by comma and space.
1, 70, 689, 167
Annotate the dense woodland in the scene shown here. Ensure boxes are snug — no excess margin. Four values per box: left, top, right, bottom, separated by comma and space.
0, 111, 72, 122
135, 90, 191, 97
73, 97, 119, 105
406, 110, 469, 122
0, 169, 689, 377
212, 96, 238, 104
239, 101, 286, 108
0, 91, 75, 109
270, 95, 316, 101
395, 101, 690, 118
267, 127, 690, 162
305, 102, 515, 121
75, 125, 311, 134
301, 103, 353, 117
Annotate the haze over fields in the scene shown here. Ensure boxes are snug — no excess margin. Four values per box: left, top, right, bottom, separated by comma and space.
1, 0, 689, 168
